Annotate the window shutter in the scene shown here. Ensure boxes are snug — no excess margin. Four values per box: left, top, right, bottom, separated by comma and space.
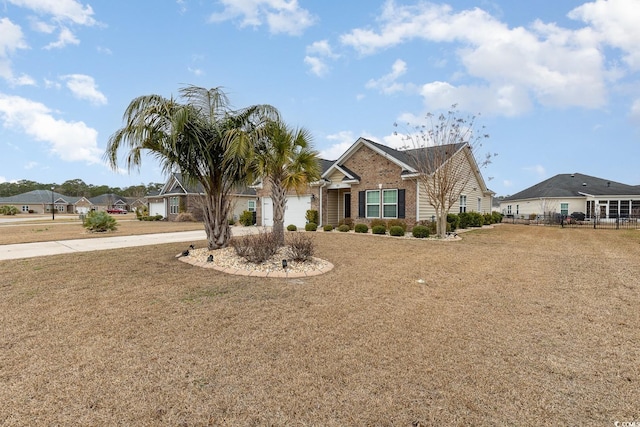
358, 191, 365, 218
398, 189, 406, 219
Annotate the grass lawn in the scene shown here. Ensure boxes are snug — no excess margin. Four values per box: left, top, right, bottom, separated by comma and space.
1, 224, 638, 425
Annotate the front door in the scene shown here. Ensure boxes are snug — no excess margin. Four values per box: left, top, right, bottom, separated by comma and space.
344, 193, 351, 218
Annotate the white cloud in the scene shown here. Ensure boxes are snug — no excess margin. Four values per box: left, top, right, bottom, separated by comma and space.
320, 131, 356, 160
340, 0, 611, 114
44, 27, 80, 49
366, 59, 409, 94
24, 161, 39, 170
0, 17, 35, 85
304, 40, 339, 77
524, 164, 547, 179
7, 0, 97, 26
569, 0, 640, 70
304, 56, 328, 77
188, 67, 204, 76
209, 0, 315, 35
60, 74, 107, 105
0, 93, 102, 163
629, 99, 640, 124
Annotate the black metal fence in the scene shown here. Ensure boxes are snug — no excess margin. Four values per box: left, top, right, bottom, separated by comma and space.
504, 214, 640, 230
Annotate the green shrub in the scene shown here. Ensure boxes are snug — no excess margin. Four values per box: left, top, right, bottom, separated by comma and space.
469, 212, 485, 227
458, 212, 471, 229
83, 211, 117, 232
353, 224, 369, 233
287, 224, 297, 231
228, 217, 236, 225
412, 225, 429, 238
387, 219, 407, 231
323, 224, 334, 232
369, 218, 387, 230
372, 225, 386, 235
239, 210, 254, 226
338, 224, 350, 232
447, 213, 460, 231
286, 232, 315, 261
305, 210, 319, 225
354, 223, 368, 233
484, 213, 494, 224
305, 222, 317, 231
389, 225, 405, 236
338, 217, 354, 229
492, 212, 504, 223
0, 205, 19, 215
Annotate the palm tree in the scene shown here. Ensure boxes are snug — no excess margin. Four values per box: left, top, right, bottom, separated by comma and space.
251, 120, 320, 245
104, 85, 278, 250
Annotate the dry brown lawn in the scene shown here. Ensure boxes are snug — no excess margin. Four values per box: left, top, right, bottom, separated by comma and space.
0, 214, 204, 245
1, 224, 639, 425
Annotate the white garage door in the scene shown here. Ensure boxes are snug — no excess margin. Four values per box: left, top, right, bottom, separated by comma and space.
262, 195, 311, 228
149, 201, 166, 218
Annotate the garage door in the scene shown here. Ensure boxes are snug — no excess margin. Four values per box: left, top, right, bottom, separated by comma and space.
149, 201, 166, 218
262, 195, 311, 228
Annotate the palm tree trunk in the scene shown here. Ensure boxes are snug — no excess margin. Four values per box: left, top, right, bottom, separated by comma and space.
271, 183, 287, 246
201, 193, 232, 250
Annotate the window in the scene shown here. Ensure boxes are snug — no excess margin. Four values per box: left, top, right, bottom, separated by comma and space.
366, 190, 380, 218
382, 189, 398, 218
56, 205, 65, 212
560, 203, 569, 215
21, 205, 29, 212
169, 197, 179, 214
248, 200, 256, 212
507, 205, 512, 215
477, 198, 482, 212
459, 195, 467, 213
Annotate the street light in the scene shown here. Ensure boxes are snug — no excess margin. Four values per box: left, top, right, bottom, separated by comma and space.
51, 186, 55, 221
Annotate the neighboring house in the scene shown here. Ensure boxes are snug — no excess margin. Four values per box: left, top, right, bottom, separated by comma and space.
0, 190, 83, 214
127, 197, 147, 213
150, 173, 257, 221
254, 137, 493, 228
499, 173, 640, 219
89, 193, 131, 212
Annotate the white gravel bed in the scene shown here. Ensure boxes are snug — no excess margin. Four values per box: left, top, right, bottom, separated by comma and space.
185, 247, 330, 274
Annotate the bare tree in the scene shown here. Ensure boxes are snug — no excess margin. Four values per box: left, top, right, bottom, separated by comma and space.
395, 105, 492, 238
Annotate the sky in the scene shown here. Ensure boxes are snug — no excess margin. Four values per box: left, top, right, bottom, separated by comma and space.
1, 0, 639, 197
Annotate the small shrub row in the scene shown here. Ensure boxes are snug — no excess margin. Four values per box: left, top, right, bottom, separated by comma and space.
389, 225, 405, 236
338, 224, 350, 232
323, 224, 334, 232
305, 222, 317, 231
287, 224, 297, 231
354, 223, 368, 233
411, 225, 429, 238
372, 225, 386, 235
338, 217, 354, 229
138, 214, 163, 221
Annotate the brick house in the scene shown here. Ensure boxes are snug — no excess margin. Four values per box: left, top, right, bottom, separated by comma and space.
254, 137, 493, 228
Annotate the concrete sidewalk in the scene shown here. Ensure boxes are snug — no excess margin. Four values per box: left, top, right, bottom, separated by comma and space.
0, 227, 263, 261
0, 230, 208, 261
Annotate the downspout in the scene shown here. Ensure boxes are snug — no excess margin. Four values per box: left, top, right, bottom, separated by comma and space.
319, 180, 327, 227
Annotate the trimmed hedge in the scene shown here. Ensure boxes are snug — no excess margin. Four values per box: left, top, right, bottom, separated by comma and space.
412, 225, 429, 238
389, 225, 405, 236
372, 225, 386, 235
287, 224, 297, 231
323, 224, 334, 232
305, 222, 317, 231
338, 224, 350, 232
354, 223, 369, 233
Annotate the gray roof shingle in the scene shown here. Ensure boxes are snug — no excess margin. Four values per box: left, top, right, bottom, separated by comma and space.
504, 173, 640, 201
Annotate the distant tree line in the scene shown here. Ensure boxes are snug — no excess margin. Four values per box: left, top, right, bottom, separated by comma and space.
0, 179, 164, 198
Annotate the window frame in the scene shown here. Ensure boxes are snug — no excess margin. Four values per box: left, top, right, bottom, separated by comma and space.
365, 190, 380, 218
382, 189, 398, 219
459, 195, 467, 213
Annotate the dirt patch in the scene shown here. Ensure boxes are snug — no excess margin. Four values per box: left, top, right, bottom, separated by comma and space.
1, 225, 638, 425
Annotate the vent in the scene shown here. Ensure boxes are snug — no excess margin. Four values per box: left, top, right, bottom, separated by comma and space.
582, 183, 587, 186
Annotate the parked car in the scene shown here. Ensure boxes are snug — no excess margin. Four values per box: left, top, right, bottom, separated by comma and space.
107, 208, 127, 214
